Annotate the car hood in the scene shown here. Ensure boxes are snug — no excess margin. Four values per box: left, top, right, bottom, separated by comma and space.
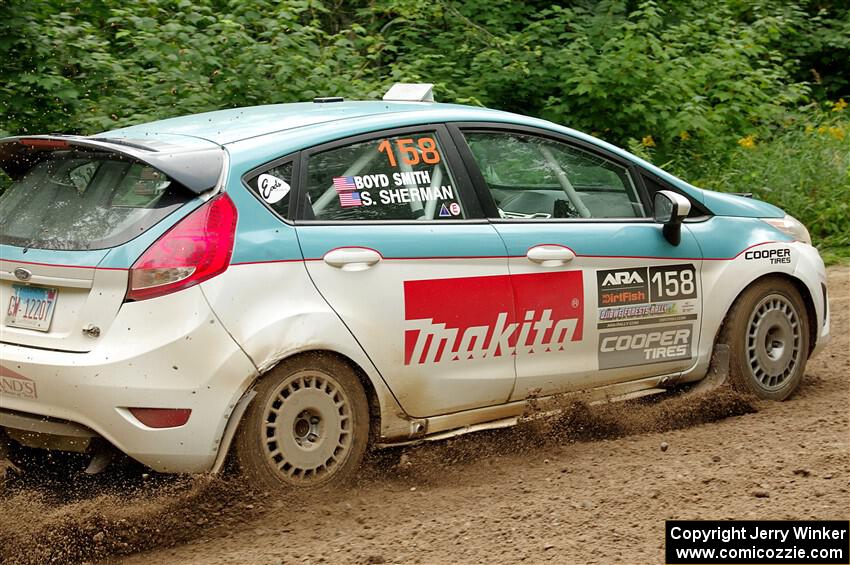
698, 189, 785, 218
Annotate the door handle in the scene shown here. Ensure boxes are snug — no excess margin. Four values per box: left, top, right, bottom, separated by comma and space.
526, 245, 575, 267
322, 247, 382, 272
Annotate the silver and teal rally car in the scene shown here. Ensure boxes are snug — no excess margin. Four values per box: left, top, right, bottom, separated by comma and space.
0, 85, 830, 488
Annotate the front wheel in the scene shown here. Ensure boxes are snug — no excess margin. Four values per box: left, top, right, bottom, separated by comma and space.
232, 354, 370, 490
719, 277, 810, 400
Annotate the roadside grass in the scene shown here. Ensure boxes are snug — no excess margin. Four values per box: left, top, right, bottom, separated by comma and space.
662, 103, 850, 265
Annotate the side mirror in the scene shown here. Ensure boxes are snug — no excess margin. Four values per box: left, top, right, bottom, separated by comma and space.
653, 190, 691, 246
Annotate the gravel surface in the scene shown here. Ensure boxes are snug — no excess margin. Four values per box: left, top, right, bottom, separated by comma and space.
1, 266, 847, 565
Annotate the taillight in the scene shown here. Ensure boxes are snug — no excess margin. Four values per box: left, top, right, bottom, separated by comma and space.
128, 408, 192, 428
126, 193, 237, 301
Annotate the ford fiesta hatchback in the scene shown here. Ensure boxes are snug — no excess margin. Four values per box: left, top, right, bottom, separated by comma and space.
0, 84, 830, 488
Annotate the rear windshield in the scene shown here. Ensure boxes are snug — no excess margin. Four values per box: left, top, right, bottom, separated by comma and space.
0, 152, 191, 250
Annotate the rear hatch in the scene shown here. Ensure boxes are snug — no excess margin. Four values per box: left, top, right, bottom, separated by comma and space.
0, 136, 224, 352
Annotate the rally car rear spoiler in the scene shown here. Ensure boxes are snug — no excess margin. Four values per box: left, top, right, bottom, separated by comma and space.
0, 135, 224, 194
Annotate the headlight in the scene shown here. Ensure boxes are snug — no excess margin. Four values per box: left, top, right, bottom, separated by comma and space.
762, 214, 812, 246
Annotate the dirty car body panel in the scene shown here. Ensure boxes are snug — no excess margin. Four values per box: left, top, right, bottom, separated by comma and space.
0, 99, 830, 474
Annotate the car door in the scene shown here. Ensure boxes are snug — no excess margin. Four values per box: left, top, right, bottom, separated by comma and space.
450, 125, 705, 401
291, 125, 517, 418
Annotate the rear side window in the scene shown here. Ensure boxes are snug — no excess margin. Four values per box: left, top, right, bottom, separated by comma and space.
303, 132, 466, 221
245, 161, 293, 219
0, 152, 190, 250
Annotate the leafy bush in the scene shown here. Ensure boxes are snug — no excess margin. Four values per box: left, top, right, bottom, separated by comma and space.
374, 0, 813, 158
2, 0, 847, 148
0, 0, 387, 136
664, 102, 850, 262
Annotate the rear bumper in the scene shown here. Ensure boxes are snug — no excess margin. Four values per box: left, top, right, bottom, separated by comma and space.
0, 286, 257, 473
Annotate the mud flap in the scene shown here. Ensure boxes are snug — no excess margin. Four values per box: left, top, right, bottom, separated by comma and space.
211, 389, 257, 474
688, 343, 730, 395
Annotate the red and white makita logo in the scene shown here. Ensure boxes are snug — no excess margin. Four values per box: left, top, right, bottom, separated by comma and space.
404, 271, 584, 365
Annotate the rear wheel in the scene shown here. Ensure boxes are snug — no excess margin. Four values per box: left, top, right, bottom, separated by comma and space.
233, 354, 370, 490
719, 278, 810, 400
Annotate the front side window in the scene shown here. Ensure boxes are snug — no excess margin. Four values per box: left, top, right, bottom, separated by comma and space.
463, 131, 644, 219
303, 132, 466, 221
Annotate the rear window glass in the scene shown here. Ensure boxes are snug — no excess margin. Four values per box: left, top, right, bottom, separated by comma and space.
0, 168, 10, 195
0, 152, 191, 250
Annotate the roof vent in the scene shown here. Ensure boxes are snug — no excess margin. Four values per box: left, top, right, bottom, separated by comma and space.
382, 83, 434, 102
313, 96, 345, 103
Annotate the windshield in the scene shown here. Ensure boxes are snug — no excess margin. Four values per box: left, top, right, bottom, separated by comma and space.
0, 152, 190, 250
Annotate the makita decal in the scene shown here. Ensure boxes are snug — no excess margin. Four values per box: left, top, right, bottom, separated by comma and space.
598, 324, 693, 369
0, 365, 37, 399
403, 271, 584, 365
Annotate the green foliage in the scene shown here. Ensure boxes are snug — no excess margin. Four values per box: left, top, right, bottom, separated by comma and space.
666, 103, 850, 262
2, 0, 847, 145
0, 0, 387, 135
410, 0, 796, 148
0, 0, 847, 257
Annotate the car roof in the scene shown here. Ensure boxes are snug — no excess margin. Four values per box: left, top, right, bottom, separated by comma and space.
92, 100, 711, 205
93, 101, 510, 146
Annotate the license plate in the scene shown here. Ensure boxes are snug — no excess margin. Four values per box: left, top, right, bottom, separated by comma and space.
5, 284, 58, 331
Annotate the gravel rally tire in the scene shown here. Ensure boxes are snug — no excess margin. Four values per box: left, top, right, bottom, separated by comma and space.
718, 277, 810, 400
233, 353, 370, 490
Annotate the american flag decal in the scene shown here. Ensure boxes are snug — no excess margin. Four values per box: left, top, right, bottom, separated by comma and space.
333, 176, 362, 207
333, 176, 356, 191
338, 191, 362, 207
